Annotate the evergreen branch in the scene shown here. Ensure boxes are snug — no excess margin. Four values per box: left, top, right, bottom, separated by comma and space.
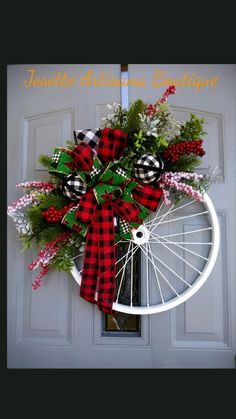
183, 175, 210, 192
51, 255, 74, 273
104, 104, 128, 130
50, 230, 84, 272
124, 99, 145, 134
170, 113, 207, 144
38, 154, 53, 168
19, 234, 35, 251
66, 140, 75, 150
37, 225, 68, 245
169, 153, 202, 172
27, 206, 47, 232
49, 175, 63, 187
37, 192, 69, 209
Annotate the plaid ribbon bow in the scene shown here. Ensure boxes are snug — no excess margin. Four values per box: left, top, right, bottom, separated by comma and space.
49, 128, 162, 313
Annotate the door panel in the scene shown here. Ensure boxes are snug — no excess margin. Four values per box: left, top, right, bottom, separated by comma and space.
7, 64, 236, 368
128, 64, 235, 368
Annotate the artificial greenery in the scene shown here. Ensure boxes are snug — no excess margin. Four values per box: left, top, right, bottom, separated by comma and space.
124, 99, 145, 135
170, 113, 207, 144
38, 154, 53, 168
51, 233, 83, 272
37, 225, 68, 245
8, 89, 210, 287
20, 234, 35, 251
116, 105, 207, 173
66, 140, 76, 150
168, 153, 202, 172
27, 206, 47, 233
36, 192, 69, 209
105, 100, 145, 135
104, 104, 127, 131
185, 175, 210, 193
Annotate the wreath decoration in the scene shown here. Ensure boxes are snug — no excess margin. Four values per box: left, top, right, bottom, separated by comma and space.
8, 86, 211, 314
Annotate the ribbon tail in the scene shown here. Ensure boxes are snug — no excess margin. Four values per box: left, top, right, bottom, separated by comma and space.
96, 203, 116, 314
80, 203, 116, 314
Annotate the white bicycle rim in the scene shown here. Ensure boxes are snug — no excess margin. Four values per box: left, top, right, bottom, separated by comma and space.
71, 193, 220, 315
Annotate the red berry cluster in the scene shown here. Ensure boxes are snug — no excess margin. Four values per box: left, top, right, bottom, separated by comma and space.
162, 140, 205, 163
42, 202, 74, 223
146, 104, 156, 117
158, 85, 177, 104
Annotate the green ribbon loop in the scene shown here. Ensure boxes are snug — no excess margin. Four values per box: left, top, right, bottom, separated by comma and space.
54, 146, 152, 240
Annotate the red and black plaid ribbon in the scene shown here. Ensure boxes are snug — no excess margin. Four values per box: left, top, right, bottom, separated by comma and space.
97, 128, 127, 164
133, 183, 163, 212
80, 203, 116, 313
77, 128, 127, 313
61, 128, 162, 313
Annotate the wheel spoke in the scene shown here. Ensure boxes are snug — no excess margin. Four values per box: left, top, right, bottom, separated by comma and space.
145, 242, 149, 307
147, 241, 213, 245
115, 244, 139, 279
130, 242, 134, 307
143, 243, 191, 287
71, 192, 219, 315
150, 232, 208, 261
115, 242, 136, 267
146, 199, 165, 230
147, 243, 164, 303
116, 241, 132, 303
154, 211, 209, 226
144, 199, 196, 226
150, 204, 175, 233
160, 227, 212, 239
140, 245, 180, 296
73, 239, 123, 260
84, 241, 138, 281
72, 253, 84, 260
151, 234, 203, 274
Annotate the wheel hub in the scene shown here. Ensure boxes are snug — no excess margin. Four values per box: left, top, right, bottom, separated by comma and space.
132, 225, 150, 245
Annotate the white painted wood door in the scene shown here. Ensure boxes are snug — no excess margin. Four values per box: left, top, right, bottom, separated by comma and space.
7, 64, 236, 368
128, 64, 236, 368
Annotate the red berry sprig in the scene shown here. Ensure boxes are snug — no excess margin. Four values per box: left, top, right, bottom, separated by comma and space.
42, 202, 74, 223
146, 104, 156, 117
162, 139, 205, 163
158, 84, 176, 104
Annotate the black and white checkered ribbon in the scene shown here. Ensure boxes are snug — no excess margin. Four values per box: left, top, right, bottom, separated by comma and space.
119, 219, 130, 234
61, 174, 88, 201
90, 166, 101, 178
52, 151, 61, 164
134, 154, 164, 184
74, 129, 101, 151
116, 167, 127, 178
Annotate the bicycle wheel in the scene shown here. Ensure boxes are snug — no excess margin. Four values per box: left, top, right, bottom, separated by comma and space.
71, 192, 220, 315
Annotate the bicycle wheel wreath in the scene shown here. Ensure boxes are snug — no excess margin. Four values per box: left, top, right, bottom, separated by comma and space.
8, 86, 216, 314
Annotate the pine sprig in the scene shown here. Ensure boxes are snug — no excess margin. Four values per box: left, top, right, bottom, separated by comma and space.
50, 236, 83, 272
184, 176, 210, 193
37, 225, 68, 245
124, 99, 145, 135
66, 140, 76, 150
20, 234, 35, 251
27, 206, 47, 232
169, 153, 202, 172
170, 114, 206, 144
38, 154, 53, 168
51, 252, 74, 272
37, 192, 69, 209
49, 175, 63, 187
104, 104, 128, 130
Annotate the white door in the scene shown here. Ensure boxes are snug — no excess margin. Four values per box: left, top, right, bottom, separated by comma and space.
7, 64, 236, 368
